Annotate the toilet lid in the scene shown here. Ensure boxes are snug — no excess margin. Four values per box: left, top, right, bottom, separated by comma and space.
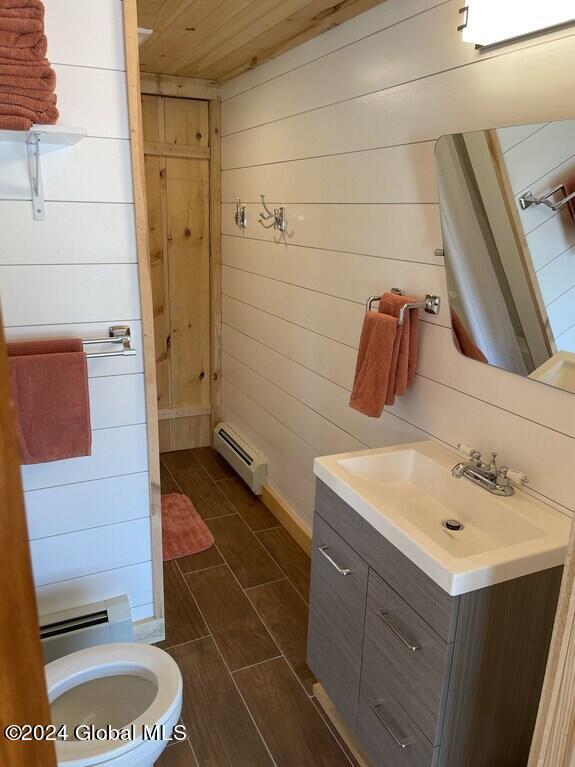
45, 643, 182, 767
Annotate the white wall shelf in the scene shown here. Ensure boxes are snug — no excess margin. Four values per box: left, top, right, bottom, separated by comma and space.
0, 124, 86, 145
0, 125, 87, 220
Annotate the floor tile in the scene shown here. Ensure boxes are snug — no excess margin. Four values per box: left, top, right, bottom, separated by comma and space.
234, 658, 350, 767
256, 527, 311, 601
311, 698, 362, 767
171, 467, 235, 520
160, 464, 180, 494
247, 578, 316, 693
157, 561, 208, 650
218, 477, 279, 532
177, 546, 224, 575
185, 565, 279, 671
206, 514, 283, 588
161, 450, 201, 474
192, 446, 236, 480
156, 740, 198, 766
170, 637, 274, 767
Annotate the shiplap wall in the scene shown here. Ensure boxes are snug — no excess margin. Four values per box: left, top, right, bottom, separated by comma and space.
220, 0, 575, 529
497, 121, 575, 351
0, 0, 153, 622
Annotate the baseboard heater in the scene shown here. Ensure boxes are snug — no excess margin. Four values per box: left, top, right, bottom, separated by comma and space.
213, 422, 268, 495
40, 595, 133, 663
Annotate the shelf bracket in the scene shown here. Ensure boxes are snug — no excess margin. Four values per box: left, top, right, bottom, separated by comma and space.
26, 132, 45, 221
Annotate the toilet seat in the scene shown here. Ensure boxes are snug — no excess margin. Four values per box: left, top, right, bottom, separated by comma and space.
45, 643, 183, 767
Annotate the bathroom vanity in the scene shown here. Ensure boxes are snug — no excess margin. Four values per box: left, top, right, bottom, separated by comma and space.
307, 442, 569, 767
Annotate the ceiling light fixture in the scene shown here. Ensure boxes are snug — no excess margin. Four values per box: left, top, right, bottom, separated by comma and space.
459, 0, 575, 47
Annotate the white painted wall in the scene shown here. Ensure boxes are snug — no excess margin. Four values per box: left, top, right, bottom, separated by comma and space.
220, 0, 575, 528
0, 1, 153, 621
497, 121, 575, 351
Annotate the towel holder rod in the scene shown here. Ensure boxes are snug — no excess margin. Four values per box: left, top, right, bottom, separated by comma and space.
366, 291, 441, 326
519, 184, 575, 213
83, 326, 136, 358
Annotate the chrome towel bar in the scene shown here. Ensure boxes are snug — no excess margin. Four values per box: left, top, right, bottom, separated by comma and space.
519, 184, 575, 213
365, 289, 441, 326
83, 326, 136, 359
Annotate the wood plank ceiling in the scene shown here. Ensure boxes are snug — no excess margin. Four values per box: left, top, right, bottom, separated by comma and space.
137, 0, 386, 83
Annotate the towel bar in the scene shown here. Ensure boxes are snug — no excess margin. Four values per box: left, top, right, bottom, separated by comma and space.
83, 326, 136, 358
519, 184, 575, 213
365, 291, 441, 326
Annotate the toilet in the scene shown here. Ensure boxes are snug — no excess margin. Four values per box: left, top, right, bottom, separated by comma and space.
45, 643, 183, 767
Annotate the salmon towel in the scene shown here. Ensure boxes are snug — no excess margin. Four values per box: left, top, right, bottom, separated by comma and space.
379, 292, 420, 403
7, 338, 91, 464
451, 310, 488, 363
162, 494, 215, 561
349, 311, 400, 418
0, 0, 58, 129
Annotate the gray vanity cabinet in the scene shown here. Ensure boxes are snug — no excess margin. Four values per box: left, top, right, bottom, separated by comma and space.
308, 481, 563, 767
307, 514, 368, 729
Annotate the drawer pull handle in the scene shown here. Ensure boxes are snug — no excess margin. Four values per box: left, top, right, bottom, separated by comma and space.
371, 702, 412, 749
378, 610, 421, 652
318, 545, 351, 575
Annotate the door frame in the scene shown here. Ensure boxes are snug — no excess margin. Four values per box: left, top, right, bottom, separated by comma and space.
122, 0, 221, 641
0, 311, 56, 767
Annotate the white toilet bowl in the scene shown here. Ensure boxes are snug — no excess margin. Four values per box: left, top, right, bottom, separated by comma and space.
45, 643, 183, 767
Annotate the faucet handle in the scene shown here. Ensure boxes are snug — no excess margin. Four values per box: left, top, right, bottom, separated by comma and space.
497, 466, 528, 486
457, 443, 482, 463
506, 469, 529, 486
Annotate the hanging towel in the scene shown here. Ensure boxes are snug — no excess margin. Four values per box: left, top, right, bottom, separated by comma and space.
379, 292, 420, 400
7, 338, 92, 465
564, 173, 575, 225
451, 310, 488, 363
349, 311, 399, 418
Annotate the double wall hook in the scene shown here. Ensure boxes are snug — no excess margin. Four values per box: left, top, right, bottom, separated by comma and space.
235, 197, 247, 229
259, 194, 286, 232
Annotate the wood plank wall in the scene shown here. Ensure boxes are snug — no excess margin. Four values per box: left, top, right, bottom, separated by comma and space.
219, 0, 575, 530
0, 0, 154, 623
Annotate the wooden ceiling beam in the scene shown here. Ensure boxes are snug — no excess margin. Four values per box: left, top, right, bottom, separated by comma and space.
140, 72, 219, 100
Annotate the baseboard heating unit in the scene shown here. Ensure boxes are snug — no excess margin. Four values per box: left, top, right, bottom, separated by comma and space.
213, 422, 268, 494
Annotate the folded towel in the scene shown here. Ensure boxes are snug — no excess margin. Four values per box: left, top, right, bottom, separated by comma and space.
349, 311, 399, 418
451, 310, 487, 363
7, 338, 92, 465
0, 92, 58, 122
0, 0, 45, 10
0, 8, 43, 33
379, 292, 420, 400
0, 112, 28, 128
0, 34, 46, 59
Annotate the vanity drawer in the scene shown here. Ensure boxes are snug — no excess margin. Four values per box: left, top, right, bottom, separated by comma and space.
357, 690, 437, 767
361, 569, 452, 745
308, 513, 369, 730
316, 481, 456, 642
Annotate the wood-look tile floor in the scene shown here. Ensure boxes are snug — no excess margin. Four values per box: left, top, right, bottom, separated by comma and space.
156, 448, 357, 767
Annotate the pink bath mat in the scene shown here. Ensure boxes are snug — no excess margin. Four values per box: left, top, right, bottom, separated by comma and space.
161, 493, 215, 562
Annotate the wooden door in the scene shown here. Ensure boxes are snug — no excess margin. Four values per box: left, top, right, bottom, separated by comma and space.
142, 95, 211, 452
0, 314, 56, 767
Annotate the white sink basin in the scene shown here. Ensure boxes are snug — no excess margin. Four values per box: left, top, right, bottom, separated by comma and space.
313, 441, 570, 595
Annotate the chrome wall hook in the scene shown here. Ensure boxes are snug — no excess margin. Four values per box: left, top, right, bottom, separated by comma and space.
235, 197, 247, 229
258, 194, 287, 232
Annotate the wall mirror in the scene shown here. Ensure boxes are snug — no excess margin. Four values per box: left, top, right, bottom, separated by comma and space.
436, 119, 575, 394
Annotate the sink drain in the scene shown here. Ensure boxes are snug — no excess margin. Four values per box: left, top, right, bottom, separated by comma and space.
442, 519, 464, 532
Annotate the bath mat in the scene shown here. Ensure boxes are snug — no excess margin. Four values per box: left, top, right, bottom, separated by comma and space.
161, 493, 215, 562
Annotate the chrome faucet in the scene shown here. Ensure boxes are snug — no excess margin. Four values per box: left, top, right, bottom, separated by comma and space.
451, 444, 528, 497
